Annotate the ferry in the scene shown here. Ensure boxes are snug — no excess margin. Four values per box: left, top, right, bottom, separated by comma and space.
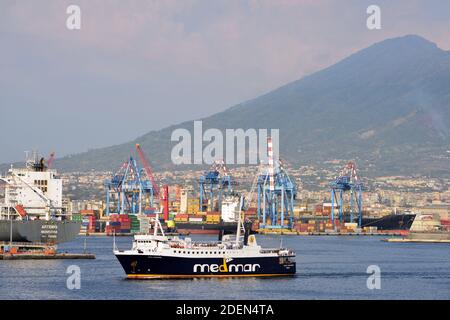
114, 198, 296, 279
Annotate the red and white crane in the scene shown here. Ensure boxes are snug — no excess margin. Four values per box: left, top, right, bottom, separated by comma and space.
135, 144, 160, 197
135, 144, 170, 221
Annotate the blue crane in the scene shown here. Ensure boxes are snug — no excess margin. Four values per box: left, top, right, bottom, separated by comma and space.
330, 161, 364, 227
257, 159, 296, 229
104, 157, 155, 215
199, 160, 235, 212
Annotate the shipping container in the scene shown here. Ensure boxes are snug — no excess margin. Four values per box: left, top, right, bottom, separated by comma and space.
344, 223, 358, 229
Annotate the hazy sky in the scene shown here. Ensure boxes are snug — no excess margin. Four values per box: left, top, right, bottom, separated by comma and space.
1, 0, 450, 163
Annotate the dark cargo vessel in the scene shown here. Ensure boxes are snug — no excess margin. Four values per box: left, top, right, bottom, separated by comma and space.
359, 214, 416, 230
0, 220, 81, 244
296, 213, 416, 230
0, 152, 81, 244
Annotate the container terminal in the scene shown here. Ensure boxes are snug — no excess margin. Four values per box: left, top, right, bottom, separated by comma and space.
2, 142, 448, 245
73, 141, 448, 239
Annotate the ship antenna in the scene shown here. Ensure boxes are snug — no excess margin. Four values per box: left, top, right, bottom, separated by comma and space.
153, 213, 165, 237
235, 194, 245, 246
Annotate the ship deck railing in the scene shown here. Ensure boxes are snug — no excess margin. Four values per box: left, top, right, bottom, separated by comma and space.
190, 241, 222, 247
260, 248, 295, 255
260, 249, 280, 254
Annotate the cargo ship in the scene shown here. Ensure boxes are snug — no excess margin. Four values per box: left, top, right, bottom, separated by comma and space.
174, 212, 416, 234
114, 207, 296, 279
294, 213, 416, 231
359, 213, 416, 230
0, 153, 80, 244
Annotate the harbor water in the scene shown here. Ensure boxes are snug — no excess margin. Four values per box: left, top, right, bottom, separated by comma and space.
0, 235, 449, 300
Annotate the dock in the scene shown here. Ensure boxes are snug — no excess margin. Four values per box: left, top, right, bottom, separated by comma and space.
80, 231, 189, 237
0, 253, 96, 260
0, 241, 96, 260
256, 229, 403, 236
383, 238, 450, 243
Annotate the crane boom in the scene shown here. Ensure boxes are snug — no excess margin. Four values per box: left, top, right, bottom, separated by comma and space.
135, 144, 160, 197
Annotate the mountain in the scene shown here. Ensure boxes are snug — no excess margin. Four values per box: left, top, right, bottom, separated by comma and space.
5, 35, 450, 177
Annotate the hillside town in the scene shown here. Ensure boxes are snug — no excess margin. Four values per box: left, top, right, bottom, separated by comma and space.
62, 161, 450, 221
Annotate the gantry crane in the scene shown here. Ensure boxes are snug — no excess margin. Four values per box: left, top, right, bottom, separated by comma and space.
330, 161, 364, 227
104, 157, 155, 215
199, 160, 236, 212
257, 137, 296, 229
135, 144, 172, 220
135, 144, 160, 198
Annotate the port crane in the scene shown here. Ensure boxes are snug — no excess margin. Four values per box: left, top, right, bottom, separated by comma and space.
330, 161, 364, 227
104, 157, 154, 215
105, 144, 169, 220
199, 160, 236, 212
257, 137, 296, 229
135, 144, 160, 198
136, 144, 171, 221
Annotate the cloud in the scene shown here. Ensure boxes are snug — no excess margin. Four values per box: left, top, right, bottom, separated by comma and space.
4, 0, 449, 84
1, 0, 450, 163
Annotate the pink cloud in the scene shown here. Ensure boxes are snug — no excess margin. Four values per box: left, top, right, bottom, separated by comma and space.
4, 0, 450, 97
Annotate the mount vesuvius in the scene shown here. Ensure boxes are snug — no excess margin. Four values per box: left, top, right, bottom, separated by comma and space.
8, 35, 450, 177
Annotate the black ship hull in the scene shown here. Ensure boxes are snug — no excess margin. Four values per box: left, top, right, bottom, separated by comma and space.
296, 214, 416, 230
115, 254, 296, 279
360, 214, 416, 230
0, 220, 81, 244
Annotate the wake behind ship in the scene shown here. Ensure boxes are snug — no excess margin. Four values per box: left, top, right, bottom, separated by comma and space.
0, 152, 80, 244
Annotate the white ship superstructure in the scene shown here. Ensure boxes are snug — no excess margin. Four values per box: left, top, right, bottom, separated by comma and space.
221, 195, 240, 222
0, 152, 80, 243
0, 152, 63, 220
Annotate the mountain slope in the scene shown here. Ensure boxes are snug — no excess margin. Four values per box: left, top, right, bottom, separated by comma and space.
10, 35, 450, 176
